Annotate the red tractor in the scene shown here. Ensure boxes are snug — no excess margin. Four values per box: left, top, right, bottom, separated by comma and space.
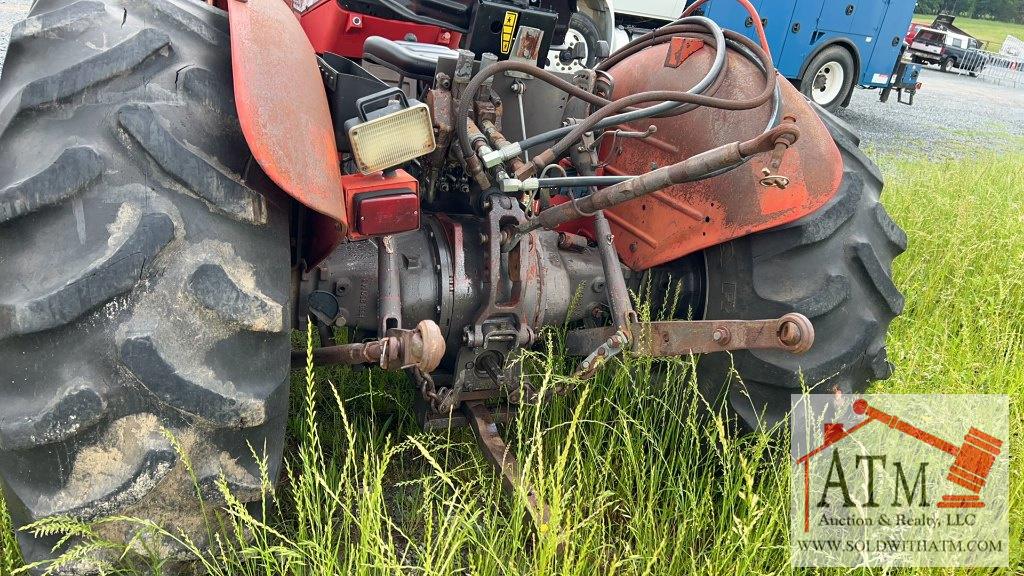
0, 0, 904, 569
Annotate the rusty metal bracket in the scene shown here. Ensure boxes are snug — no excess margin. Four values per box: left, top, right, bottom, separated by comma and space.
565, 313, 815, 359
759, 115, 798, 189
574, 329, 627, 380
378, 235, 402, 335
463, 401, 550, 527
292, 319, 445, 371
592, 209, 637, 336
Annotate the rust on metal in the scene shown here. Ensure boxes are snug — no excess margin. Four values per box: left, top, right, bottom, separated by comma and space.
227, 0, 348, 233
565, 313, 815, 358
664, 37, 705, 68
557, 231, 588, 253
519, 126, 795, 239
463, 401, 550, 526
602, 42, 843, 270
292, 319, 445, 371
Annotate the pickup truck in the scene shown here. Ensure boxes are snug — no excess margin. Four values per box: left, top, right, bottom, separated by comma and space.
909, 27, 986, 75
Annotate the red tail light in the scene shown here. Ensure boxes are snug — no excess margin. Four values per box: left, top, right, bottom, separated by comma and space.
341, 170, 420, 239
355, 192, 420, 236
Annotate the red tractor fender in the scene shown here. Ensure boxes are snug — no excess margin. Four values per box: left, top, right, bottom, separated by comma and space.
226, 0, 348, 256
601, 42, 844, 271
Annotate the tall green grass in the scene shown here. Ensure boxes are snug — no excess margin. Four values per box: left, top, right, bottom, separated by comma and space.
1, 152, 1021, 575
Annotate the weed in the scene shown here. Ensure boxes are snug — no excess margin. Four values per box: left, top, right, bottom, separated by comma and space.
1, 152, 1021, 575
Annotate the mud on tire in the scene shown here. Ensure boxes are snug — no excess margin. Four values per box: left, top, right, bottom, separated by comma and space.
0, 0, 291, 569
697, 111, 907, 430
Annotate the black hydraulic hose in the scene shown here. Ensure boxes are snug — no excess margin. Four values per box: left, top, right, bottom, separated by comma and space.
517, 31, 773, 153
527, 58, 777, 175
598, 21, 725, 72
514, 19, 729, 152
455, 16, 726, 164
537, 176, 633, 188
456, 60, 616, 152
516, 124, 800, 236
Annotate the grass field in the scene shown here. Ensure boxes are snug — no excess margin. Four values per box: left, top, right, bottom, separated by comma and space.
913, 14, 1024, 53
2, 150, 1022, 575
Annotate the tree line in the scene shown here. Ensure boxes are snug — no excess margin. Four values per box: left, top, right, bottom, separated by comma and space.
915, 0, 1024, 23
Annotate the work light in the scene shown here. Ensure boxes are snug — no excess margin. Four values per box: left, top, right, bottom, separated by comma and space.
347, 89, 435, 175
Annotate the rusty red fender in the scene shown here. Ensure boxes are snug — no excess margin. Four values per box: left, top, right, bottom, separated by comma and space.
227, 0, 348, 238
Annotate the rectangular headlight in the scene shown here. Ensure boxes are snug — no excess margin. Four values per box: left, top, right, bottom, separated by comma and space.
348, 103, 435, 175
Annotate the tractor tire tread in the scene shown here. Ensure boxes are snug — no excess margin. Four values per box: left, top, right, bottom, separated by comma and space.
187, 263, 284, 332
116, 102, 266, 224
0, 145, 103, 224
12, 27, 170, 115
10, 0, 107, 43
0, 0, 291, 570
0, 384, 107, 451
699, 110, 906, 429
0, 211, 175, 338
119, 334, 268, 428
851, 241, 905, 315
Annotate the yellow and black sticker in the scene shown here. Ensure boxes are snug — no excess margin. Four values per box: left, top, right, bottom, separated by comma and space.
500, 11, 518, 54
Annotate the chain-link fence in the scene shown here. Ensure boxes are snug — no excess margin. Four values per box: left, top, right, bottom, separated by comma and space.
953, 49, 1024, 88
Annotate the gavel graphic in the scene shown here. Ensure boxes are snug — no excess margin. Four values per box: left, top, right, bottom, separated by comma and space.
853, 399, 1003, 508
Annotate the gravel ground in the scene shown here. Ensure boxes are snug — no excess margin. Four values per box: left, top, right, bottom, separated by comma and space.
839, 67, 1024, 158
0, 1, 1020, 159
0, 0, 30, 76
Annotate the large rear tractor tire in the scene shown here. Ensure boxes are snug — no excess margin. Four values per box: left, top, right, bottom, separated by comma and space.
0, 0, 292, 570
697, 112, 906, 430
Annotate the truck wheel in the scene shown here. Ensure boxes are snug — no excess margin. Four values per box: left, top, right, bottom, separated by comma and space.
941, 57, 954, 72
696, 110, 906, 430
800, 46, 856, 112
0, 0, 291, 570
546, 12, 600, 74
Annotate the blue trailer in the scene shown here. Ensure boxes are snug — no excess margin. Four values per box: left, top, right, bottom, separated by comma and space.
684, 0, 922, 110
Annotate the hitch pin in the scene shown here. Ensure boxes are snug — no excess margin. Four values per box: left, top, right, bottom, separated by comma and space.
759, 115, 798, 189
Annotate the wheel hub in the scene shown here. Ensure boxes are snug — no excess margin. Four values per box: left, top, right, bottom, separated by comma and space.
811, 60, 845, 105
546, 28, 588, 74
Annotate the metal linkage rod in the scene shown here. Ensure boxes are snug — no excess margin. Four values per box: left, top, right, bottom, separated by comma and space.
512, 124, 799, 239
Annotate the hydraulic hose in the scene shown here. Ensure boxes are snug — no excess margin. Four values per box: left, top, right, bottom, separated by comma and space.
682, 0, 772, 59
515, 30, 772, 155
515, 123, 800, 236
598, 21, 730, 72
537, 176, 632, 188
455, 16, 727, 165
524, 56, 777, 177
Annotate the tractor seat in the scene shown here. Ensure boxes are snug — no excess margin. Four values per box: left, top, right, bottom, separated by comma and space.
363, 36, 459, 80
